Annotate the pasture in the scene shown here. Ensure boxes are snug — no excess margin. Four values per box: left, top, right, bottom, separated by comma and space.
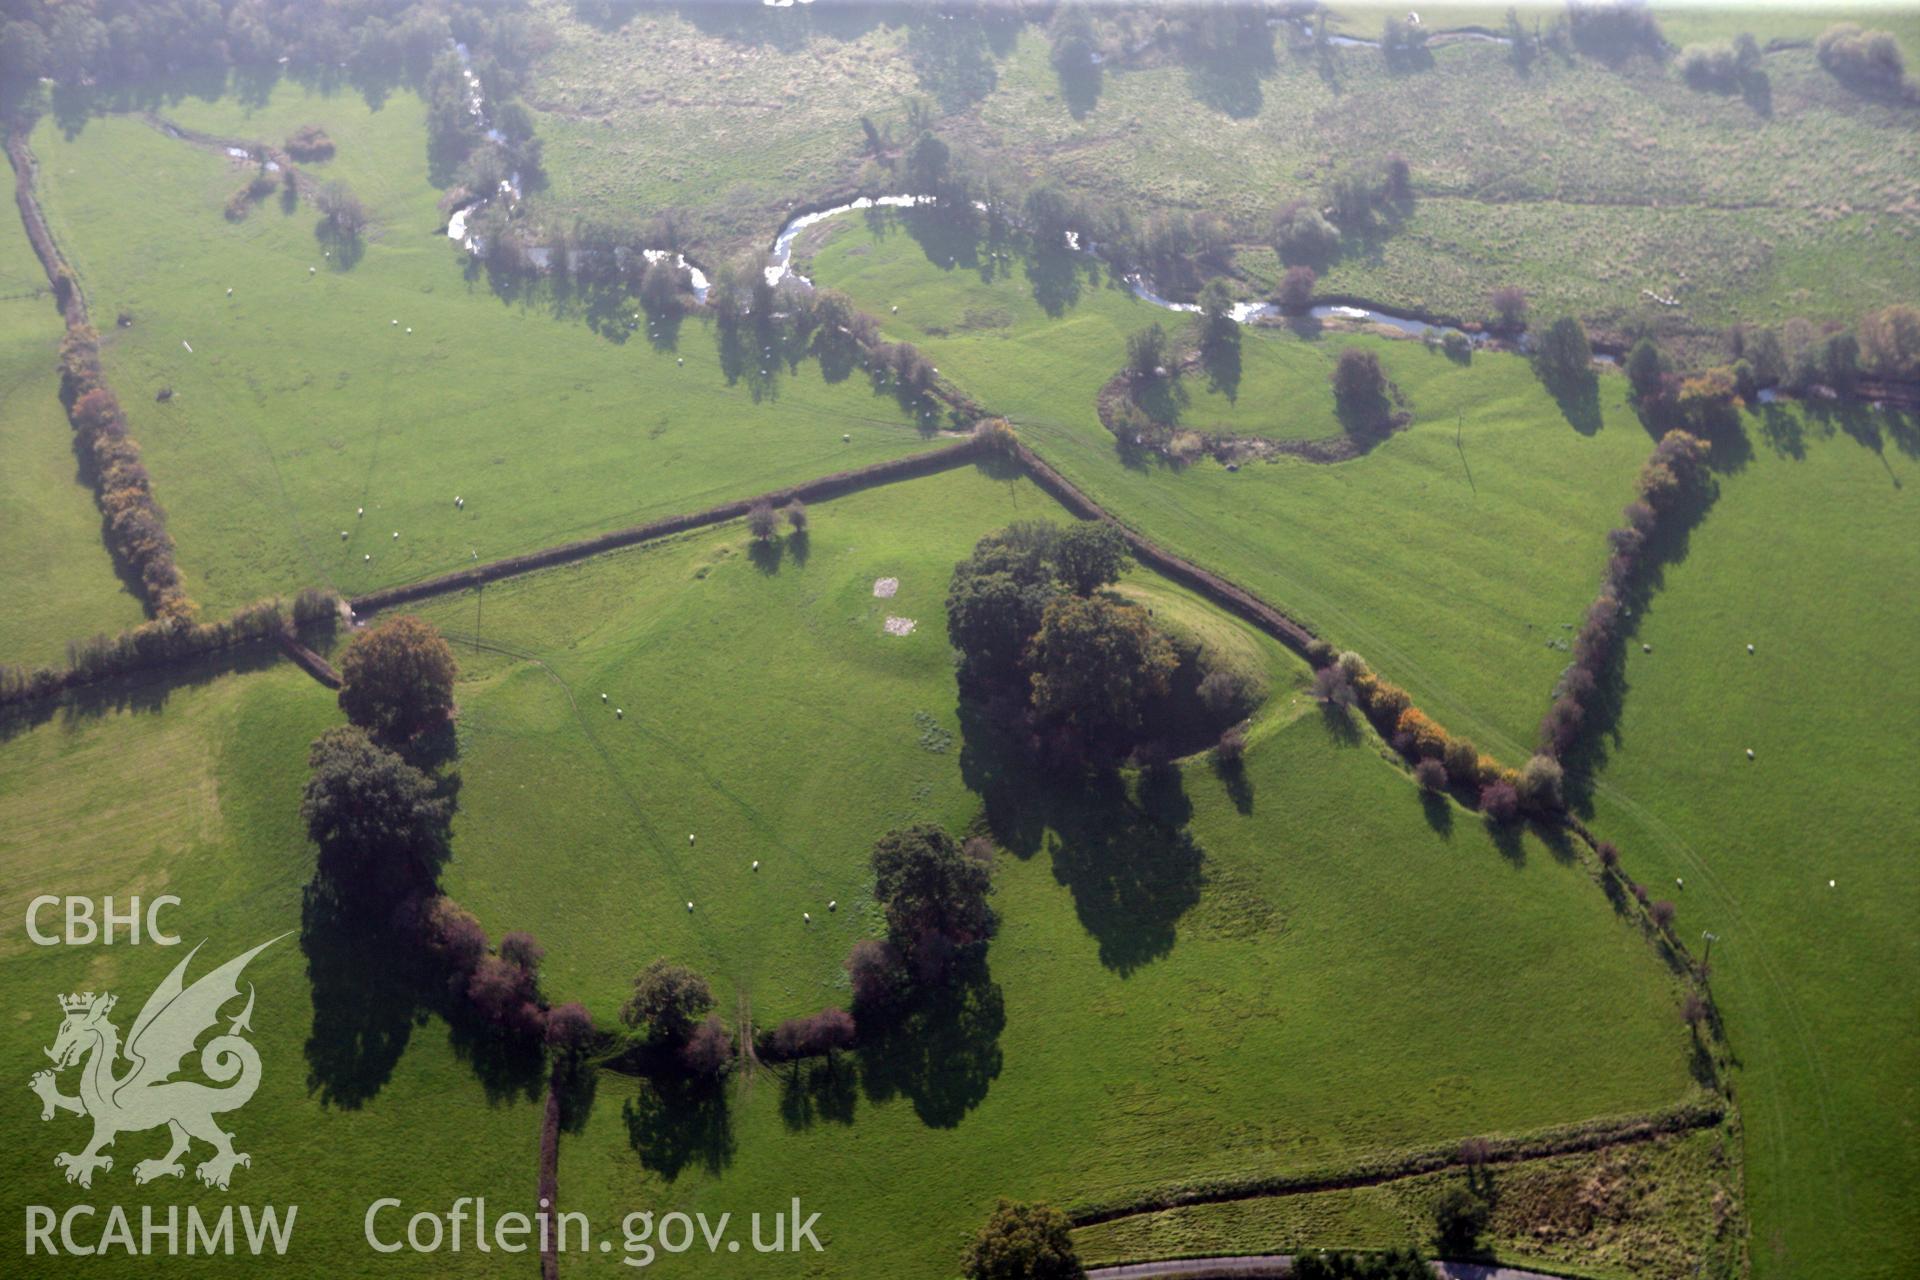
384, 466, 1698, 1277
28, 97, 938, 616
0, 662, 545, 1277
808, 211, 1656, 758
1071, 1125, 1743, 1280
520, 4, 1920, 338
0, 192, 144, 664
1575, 410, 1920, 1280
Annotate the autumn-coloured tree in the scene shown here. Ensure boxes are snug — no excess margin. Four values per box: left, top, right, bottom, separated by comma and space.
679, 1015, 733, 1077
338, 615, 457, 743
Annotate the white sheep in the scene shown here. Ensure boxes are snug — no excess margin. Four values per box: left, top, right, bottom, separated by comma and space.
392, 531, 399, 539
843, 433, 851, 442
1643, 643, 1652, 653
615, 708, 623, 719
405, 328, 412, 335
226, 288, 233, 296
803, 912, 811, 924
687, 901, 694, 912
363, 554, 371, 561
309, 266, 316, 275
752, 860, 760, 871
688, 833, 696, 844
357, 507, 364, 517
392, 319, 398, 326
828, 900, 837, 912
1746, 748, 1755, 759
602, 693, 608, 702
340, 530, 348, 539
677, 357, 684, 366
1747, 643, 1755, 654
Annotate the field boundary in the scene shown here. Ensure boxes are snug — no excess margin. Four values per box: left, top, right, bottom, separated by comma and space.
350, 436, 985, 613
1069, 1097, 1725, 1226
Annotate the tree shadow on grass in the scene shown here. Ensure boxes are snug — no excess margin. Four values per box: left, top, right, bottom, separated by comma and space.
856, 951, 1004, 1128
957, 703, 1206, 974
1025, 242, 1091, 317
0, 643, 284, 749
1201, 329, 1242, 402
299, 886, 420, 1110
1210, 754, 1254, 815
1557, 482, 1713, 816
622, 1072, 735, 1180
778, 1056, 858, 1132
1420, 789, 1453, 838
1543, 368, 1602, 436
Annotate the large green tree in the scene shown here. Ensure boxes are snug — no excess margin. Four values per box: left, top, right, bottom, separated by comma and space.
961, 1199, 1084, 1280
1026, 594, 1177, 754
871, 825, 997, 965
301, 725, 451, 903
1052, 521, 1130, 596
621, 958, 716, 1047
946, 523, 1063, 686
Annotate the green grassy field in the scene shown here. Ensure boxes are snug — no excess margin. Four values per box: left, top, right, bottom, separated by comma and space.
0, 184, 145, 664
375, 466, 1701, 1276
809, 211, 1655, 757
28, 96, 938, 616
1572, 412, 1920, 1280
1073, 1127, 1743, 1280
0, 661, 546, 1277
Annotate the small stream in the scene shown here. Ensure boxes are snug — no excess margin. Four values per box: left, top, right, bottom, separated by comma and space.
768, 194, 1489, 345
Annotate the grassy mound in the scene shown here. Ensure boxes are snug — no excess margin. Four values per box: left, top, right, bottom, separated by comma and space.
809, 213, 1654, 756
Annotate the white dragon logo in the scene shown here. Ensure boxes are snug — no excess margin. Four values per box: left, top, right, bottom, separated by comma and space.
28, 936, 282, 1190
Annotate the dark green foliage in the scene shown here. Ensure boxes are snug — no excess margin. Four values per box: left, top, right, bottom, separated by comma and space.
301, 725, 452, 905
621, 958, 716, 1047
1534, 315, 1594, 388
947, 522, 1064, 687
961, 1199, 1084, 1280
1053, 521, 1130, 595
1431, 1183, 1491, 1252
1027, 594, 1178, 756
1626, 337, 1665, 401
871, 825, 997, 972
1126, 322, 1169, 379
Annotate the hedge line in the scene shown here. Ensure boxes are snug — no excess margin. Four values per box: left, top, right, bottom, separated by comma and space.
351, 436, 986, 614
0, 588, 339, 706
1067, 1096, 1726, 1226
8, 127, 193, 620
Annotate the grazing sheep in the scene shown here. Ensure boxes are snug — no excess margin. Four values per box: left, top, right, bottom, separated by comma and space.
828, 900, 837, 912
340, 530, 348, 539
1643, 643, 1652, 653
226, 288, 233, 296
615, 708, 623, 719
752, 860, 760, 871
803, 912, 811, 924
687, 901, 694, 912
357, 507, 364, 517
1746, 748, 1755, 759
309, 266, 316, 275
689, 833, 696, 844
601, 693, 608, 702
1747, 643, 1755, 654
392, 531, 399, 539
363, 554, 371, 561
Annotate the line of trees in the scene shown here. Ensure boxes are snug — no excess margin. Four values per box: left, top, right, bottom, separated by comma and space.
1537, 430, 1713, 762
60, 325, 186, 617
0, 587, 337, 707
